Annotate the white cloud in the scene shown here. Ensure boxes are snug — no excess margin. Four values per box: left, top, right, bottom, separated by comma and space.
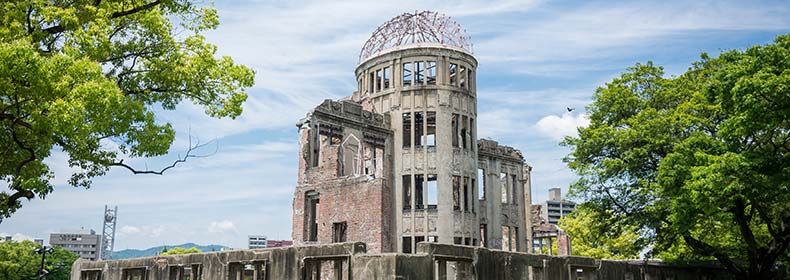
535, 113, 590, 140
0, 232, 34, 241
208, 220, 236, 234
117, 225, 165, 238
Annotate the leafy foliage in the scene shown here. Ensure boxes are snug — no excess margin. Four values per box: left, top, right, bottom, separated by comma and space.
0, 0, 255, 222
558, 204, 646, 260
564, 35, 790, 279
160, 246, 201, 256
0, 240, 78, 280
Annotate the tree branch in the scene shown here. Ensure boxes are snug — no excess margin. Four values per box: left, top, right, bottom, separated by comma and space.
682, 232, 745, 278
42, 0, 163, 35
109, 135, 216, 175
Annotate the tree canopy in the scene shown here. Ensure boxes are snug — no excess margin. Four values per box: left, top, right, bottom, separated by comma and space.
564, 35, 790, 279
0, 240, 78, 280
0, 0, 255, 222
161, 246, 201, 256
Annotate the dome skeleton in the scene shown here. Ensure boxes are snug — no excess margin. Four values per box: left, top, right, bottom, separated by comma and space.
359, 11, 474, 63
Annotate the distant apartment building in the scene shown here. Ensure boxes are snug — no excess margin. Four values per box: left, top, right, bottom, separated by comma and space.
248, 235, 268, 249
541, 188, 576, 225
49, 229, 102, 261
267, 240, 293, 248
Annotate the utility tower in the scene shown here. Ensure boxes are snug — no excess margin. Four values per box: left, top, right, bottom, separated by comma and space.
100, 205, 118, 260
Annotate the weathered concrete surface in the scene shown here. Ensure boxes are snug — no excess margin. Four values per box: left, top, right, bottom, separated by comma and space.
71, 242, 787, 280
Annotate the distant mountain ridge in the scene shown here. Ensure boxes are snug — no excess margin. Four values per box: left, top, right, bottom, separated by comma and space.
111, 243, 230, 259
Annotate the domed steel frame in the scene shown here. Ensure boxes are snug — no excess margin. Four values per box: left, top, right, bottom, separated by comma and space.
359, 11, 474, 63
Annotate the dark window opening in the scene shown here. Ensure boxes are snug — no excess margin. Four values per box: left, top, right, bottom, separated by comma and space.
415, 236, 425, 246
81, 270, 102, 280
480, 224, 487, 247
511, 174, 518, 205
402, 63, 412, 86
427, 175, 437, 209
305, 191, 320, 242
121, 268, 146, 280
311, 124, 320, 167
454, 237, 462, 245
368, 72, 374, 93
453, 176, 461, 211
402, 113, 411, 148
403, 175, 411, 210
471, 178, 476, 213
467, 68, 473, 90
470, 118, 475, 152
461, 116, 469, 150
514, 227, 520, 251
415, 174, 424, 209
375, 69, 382, 92
228, 262, 263, 280
332, 222, 347, 243
452, 114, 460, 148
426, 61, 436, 85
463, 177, 470, 212
464, 237, 471, 246
402, 236, 412, 253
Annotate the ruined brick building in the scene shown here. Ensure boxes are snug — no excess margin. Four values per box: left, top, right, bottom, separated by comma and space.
292, 11, 532, 254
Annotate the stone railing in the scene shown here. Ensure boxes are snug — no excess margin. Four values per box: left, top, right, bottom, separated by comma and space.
72, 242, 782, 279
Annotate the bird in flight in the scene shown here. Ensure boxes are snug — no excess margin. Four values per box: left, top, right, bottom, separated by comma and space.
567, 107, 575, 112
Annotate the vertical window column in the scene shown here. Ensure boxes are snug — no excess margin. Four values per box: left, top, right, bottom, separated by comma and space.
403, 175, 411, 210
402, 113, 411, 148
453, 176, 461, 211
402, 62, 412, 87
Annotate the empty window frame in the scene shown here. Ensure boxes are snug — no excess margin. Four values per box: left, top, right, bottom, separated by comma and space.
414, 112, 424, 147
453, 175, 461, 211
402, 236, 412, 253
402, 62, 412, 86
461, 116, 469, 150
192, 264, 203, 280
228, 263, 263, 280
402, 113, 411, 148
454, 237, 462, 245
464, 237, 471, 246
121, 268, 146, 280
311, 124, 320, 167
478, 168, 485, 200
427, 174, 438, 209
415, 174, 424, 209
403, 175, 411, 210
369, 72, 374, 93
428, 236, 438, 243
470, 118, 475, 152
305, 191, 320, 241
480, 224, 487, 247
471, 178, 476, 213
415, 236, 425, 246
500, 173, 508, 204
425, 111, 436, 147
383, 66, 391, 89
415, 61, 425, 84
80, 270, 102, 280
449, 63, 458, 86
376, 69, 382, 92
467, 68, 474, 90
514, 227, 520, 251
426, 61, 437, 85
463, 176, 470, 212
332, 222, 347, 243
452, 114, 460, 148
459, 65, 466, 88
511, 174, 518, 205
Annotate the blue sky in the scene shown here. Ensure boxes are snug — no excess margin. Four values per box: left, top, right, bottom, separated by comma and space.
2, 0, 789, 249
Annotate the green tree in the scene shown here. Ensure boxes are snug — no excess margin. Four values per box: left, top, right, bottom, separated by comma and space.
564, 35, 790, 279
558, 204, 646, 260
0, 240, 78, 280
0, 0, 255, 222
160, 246, 201, 256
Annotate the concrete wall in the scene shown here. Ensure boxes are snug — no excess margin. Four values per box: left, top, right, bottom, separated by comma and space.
71, 242, 771, 280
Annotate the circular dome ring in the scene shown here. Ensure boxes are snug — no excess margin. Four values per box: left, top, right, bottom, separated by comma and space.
359, 11, 474, 63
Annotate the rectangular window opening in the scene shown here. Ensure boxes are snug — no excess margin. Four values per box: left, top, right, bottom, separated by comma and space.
426, 111, 436, 147
369, 72, 374, 93
449, 63, 457, 86
478, 168, 485, 200
383, 66, 391, 89
461, 116, 469, 150
463, 177, 470, 212
511, 174, 518, 205
332, 222, 347, 243
414, 112, 424, 147
415, 61, 425, 84
376, 69, 382, 92
426, 61, 436, 85
500, 172, 508, 204
452, 114, 460, 148
459, 66, 466, 88
402, 113, 411, 148
453, 175, 461, 211
415, 174, 424, 209
402, 63, 412, 87
427, 175, 438, 209
403, 175, 411, 210
402, 236, 412, 254
502, 226, 511, 251
305, 192, 320, 242
480, 224, 487, 247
